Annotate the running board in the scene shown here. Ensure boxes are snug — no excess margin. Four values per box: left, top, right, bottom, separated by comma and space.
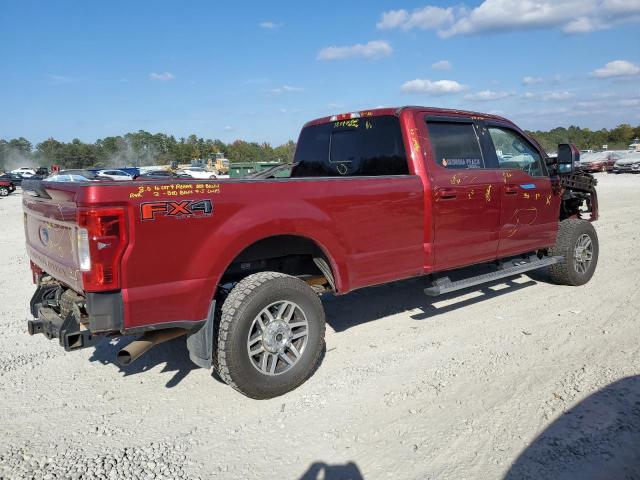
424, 255, 564, 296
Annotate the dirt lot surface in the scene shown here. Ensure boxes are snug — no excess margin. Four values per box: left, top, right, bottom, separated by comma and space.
1, 173, 639, 480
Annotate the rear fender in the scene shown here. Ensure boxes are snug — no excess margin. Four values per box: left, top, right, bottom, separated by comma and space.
193, 201, 348, 304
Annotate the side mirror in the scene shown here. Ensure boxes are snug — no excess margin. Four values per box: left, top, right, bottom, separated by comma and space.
557, 143, 580, 174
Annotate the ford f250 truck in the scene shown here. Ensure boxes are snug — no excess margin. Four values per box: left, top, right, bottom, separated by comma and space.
22, 107, 599, 399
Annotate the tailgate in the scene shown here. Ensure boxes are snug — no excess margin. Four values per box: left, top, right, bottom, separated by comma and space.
22, 181, 83, 292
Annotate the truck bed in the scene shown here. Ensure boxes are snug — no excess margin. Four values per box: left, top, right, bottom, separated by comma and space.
23, 176, 425, 331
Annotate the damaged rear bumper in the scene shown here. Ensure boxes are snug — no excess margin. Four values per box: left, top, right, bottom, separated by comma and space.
28, 306, 98, 351
28, 282, 124, 351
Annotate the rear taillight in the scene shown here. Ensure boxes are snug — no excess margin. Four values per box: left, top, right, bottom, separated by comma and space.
77, 207, 127, 291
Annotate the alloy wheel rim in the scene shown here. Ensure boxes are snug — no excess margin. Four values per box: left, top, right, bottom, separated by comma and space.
247, 300, 309, 376
573, 233, 593, 275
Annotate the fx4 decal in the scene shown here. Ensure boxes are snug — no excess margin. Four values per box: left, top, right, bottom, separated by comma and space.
140, 199, 213, 221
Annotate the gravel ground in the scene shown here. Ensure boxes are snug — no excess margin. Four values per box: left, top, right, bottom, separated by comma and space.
1, 173, 639, 480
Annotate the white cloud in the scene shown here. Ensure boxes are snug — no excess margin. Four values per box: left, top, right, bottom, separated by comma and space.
267, 85, 304, 95
149, 72, 175, 81
223, 126, 234, 131
563, 16, 601, 33
378, 0, 640, 37
401, 79, 467, 95
317, 40, 392, 60
521, 92, 536, 99
260, 21, 282, 29
577, 101, 599, 108
47, 74, 76, 85
522, 76, 542, 85
591, 60, 640, 78
432, 60, 452, 70
592, 91, 618, 99
376, 10, 410, 29
464, 90, 512, 101
377, 6, 454, 30
541, 91, 574, 101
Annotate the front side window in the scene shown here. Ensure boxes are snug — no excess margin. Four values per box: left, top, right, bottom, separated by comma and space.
426, 122, 484, 169
488, 127, 544, 176
292, 115, 409, 177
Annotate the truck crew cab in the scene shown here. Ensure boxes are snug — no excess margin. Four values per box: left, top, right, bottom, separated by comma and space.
22, 107, 598, 398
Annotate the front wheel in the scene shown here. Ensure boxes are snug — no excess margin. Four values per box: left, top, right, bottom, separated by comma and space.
0, 186, 9, 197
215, 272, 325, 399
549, 219, 599, 286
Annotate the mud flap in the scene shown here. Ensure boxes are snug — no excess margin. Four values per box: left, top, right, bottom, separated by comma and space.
186, 301, 216, 369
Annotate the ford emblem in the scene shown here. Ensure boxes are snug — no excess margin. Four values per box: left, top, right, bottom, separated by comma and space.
39, 225, 50, 246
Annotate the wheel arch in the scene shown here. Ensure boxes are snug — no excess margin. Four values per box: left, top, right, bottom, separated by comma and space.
214, 232, 345, 295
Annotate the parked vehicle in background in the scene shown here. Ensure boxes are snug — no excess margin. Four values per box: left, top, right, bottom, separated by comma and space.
0, 172, 24, 186
136, 170, 177, 179
177, 167, 217, 179
22, 106, 599, 399
96, 169, 135, 181
45, 170, 102, 182
215, 157, 230, 175
612, 152, 640, 173
0, 179, 16, 196
580, 151, 621, 173
11, 167, 36, 177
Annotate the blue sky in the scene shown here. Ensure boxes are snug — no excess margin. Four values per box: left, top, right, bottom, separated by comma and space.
1, 0, 639, 145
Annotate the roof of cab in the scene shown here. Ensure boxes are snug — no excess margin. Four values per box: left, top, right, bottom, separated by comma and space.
302, 106, 515, 129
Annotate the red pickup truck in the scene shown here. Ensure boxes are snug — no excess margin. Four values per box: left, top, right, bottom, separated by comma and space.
0, 179, 17, 196
22, 107, 599, 398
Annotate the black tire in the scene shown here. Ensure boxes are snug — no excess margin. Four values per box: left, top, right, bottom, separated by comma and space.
548, 219, 599, 286
0, 186, 9, 197
215, 272, 325, 399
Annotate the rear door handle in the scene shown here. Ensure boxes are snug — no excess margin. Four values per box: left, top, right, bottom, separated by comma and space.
437, 188, 457, 200
504, 185, 518, 195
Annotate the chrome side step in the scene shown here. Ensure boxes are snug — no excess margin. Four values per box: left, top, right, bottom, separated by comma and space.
424, 255, 564, 296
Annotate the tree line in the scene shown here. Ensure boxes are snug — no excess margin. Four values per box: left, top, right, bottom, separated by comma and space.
526, 123, 640, 152
1, 124, 639, 171
0, 132, 296, 171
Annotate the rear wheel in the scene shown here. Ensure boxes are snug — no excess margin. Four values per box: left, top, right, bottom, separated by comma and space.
549, 219, 599, 286
215, 272, 325, 399
0, 186, 9, 196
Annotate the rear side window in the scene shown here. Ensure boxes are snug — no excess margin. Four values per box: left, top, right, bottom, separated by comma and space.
426, 122, 484, 169
292, 115, 409, 177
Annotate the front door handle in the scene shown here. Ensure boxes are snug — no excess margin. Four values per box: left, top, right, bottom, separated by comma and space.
437, 188, 457, 200
504, 185, 518, 195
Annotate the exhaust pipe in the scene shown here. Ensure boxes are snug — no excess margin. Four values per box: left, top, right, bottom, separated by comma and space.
116, 328, 188, 367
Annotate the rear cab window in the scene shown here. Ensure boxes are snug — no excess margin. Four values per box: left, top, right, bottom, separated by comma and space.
292, 115, 409, 177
